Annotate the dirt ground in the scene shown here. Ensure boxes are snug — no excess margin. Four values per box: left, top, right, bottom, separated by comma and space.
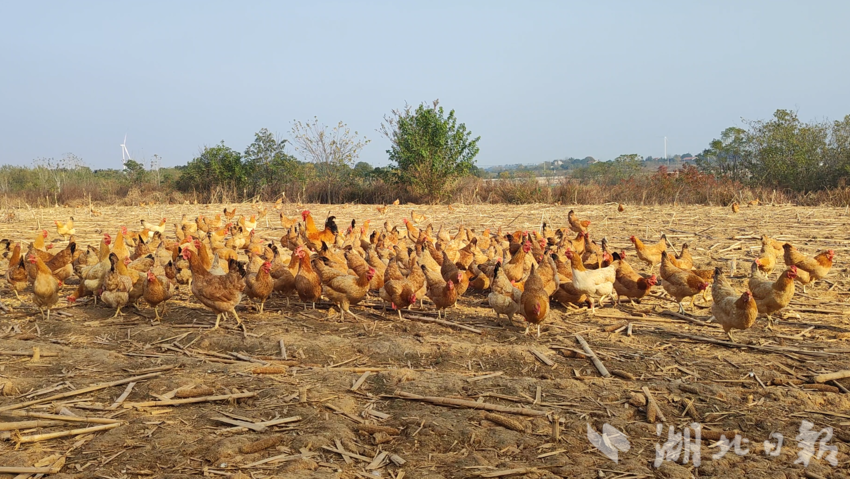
1, 201, 849, 479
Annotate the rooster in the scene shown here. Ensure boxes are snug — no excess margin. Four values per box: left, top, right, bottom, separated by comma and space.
710, 267, 758, 342
302, 210, 338, 246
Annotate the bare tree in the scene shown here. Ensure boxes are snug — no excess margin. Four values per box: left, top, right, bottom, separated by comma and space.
291, 118, 369, 203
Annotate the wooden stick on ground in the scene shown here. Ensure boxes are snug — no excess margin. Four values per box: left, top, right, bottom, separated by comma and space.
123, 391, 255, 408
0, 372, 164, 412
107, 382, 136, 410
16, 422, 121, 444
575, 335, 610, 378
0, 467, 60, 474
812, 370, 850, 383
7, 411, 121, 424
394, 391, 548, 417
642, 386, 667, 423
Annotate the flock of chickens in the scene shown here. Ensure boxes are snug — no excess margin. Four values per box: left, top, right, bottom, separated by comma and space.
2, 205, 836, 340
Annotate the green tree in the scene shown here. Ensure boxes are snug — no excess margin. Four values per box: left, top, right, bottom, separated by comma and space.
380, 100, 480, 203
177, 141, 246, 198
124, 159, 148, 186
243, 128, 299, 198
695, 126, 748, 181
291, 118, 369, 203
743, 109, 829, 191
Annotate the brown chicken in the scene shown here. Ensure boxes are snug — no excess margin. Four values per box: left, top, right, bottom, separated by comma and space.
711, 267, 758, 341
101, 253, 133, 317
294, 246, 322, 308
280, 212, 298, 229
568, 210, 590, 234
630, 234, 667, 272
756, 246, 776, 275
421, 264, 458, 318
660, 251, 709, 313
184, 248, 246, 329
29, 254, 60, 320
520, 265, 550, 337
783, 243, 834, 289
503, 240, 531, 283
143, 270, 175, 321
245, 261, 274, 313
749, 262, 797, 328
317, 260, 376, 320
669, 243, 694, 270
617, 203, 625, 212
6, 243, 28, 299
731, 202, 740, 213
380, 267, 418, 320
761, 235, 784, 256
612, 252, 658, 304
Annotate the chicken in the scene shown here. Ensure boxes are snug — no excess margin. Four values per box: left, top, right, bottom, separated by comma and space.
503, 240, 531, 283
224, 207, 237, 220
302, 210, 338, 246
488, 262, 522, 324
111, 227, 131, 261
55, 217, 75, 239
566, 249, 615, 313
630, 234, 667, 272
761, 235, 784, 256
33, 229, 53, 251
245, 261, 274, 313
239, 214, 258, 233
421, 264, 458, 318
612, 252, 658, 304
380, 270, 417, 320
731, 202, 740, 213
617, 203, 625, 212
280, 212, 298, 229
184, 248, 246, 329
43, 241, 76, 283
294, 246, 322, 308
143, 270, 175, 321
101, 253, 133, 318
142, 218, 167, 237
6, 243, 28, 300
28, 254, 60, 320
669, 243, 694, 270
749, 262, 797, 328
710, 267, 758, 341
756, 246, 776, 275
783, 243, 834, 289
659, 251, 709, 313
520, 265, 550, 337
69, 234, 112, 304
319, 261, 376, 321
568, 210, 590, 234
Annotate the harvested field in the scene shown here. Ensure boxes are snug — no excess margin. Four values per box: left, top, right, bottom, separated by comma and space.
1, 202, 849, 478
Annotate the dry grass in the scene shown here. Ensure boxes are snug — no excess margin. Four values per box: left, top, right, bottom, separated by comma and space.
0, 201, 849, 478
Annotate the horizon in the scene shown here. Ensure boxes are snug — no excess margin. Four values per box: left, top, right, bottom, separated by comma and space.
2, 1, 848, 170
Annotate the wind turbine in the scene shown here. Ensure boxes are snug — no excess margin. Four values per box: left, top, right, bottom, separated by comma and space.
120, 134, 132, 169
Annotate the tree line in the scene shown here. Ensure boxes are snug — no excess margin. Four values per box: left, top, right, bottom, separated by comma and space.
2, 106, 849, 207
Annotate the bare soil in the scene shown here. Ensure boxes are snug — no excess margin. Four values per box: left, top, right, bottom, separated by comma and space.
1, 202, 849, 479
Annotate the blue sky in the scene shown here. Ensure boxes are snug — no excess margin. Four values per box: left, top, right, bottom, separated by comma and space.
1, 1, 848, 169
